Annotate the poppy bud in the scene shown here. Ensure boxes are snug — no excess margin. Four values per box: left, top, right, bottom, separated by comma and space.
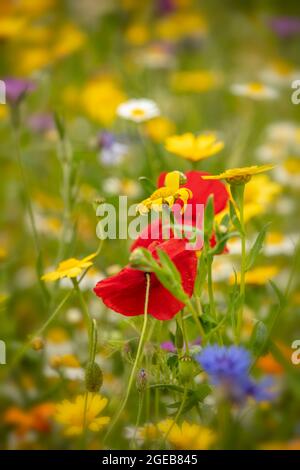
179, 355, 195, 383
136, 368, 148, 392
85, 361, 103, 393
129, 248, 154, 272
175, 320, 184, 350
31, 337, 44, 351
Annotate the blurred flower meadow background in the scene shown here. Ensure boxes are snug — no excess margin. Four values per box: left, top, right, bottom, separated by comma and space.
0, 0, 300, 451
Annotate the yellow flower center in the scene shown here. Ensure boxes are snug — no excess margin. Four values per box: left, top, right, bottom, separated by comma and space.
248, 82, 264, 93
131, 108, 145, 117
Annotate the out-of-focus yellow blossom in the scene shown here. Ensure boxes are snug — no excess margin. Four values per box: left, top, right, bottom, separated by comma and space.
171, 70, 221, 93
230, 82, 278, 100
50, 354, 80, 369
242, 174, 281, 221
46, 327, 69, 344
41, 253, 96, 282
52, 24, 86, 59
14, 46, 53, 75
165, 132, 224, 162
0, 16, 26, 40
157, 419, 215, 450
138, 423, 159, 441
125, 23, 149, 46
156, 12, 207, 42
144, 117, 175, 142
0, 293, 8, 304
203, 164, 275, 184
15, 0, 56, 17
261, 59, 299, 86
55, 393, 110, 436
137, 171, 192, 214
231, 266, 280, 285
283, 157, 300, 173
20, 25, 53, 45
81, 78, 126, 126
0, 106, 8, 120
0, 245, 8, 260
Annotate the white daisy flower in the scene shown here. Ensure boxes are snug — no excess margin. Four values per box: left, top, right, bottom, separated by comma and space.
230, 82, 279, 100
117, 98, 160, 122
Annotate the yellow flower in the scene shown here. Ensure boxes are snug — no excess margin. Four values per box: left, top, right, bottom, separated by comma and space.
202, 164, 275, 184
41, 253, 96, 282
243, 175, 281, 222
156, 12, 207, 42
230, 266, 280, 285
125, 23, 149, 46
171, 70, 221, 93
81, 78, 126, 126
15, 46, 53, 75
0, 16, 26, 40
55, 393, 110, 436
52, 24, 86, 59
144, 117, 175, 142
157, 419, 215, 450
137, 171, 192, 214
165, 132, 224, 162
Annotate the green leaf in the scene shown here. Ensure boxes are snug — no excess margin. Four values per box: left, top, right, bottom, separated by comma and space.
157, 248, 182, 284
204, 195, 214, 240
138, 176, 156, 194
249, 321, 269, 356
245, 224, 270, 271
229, 201, 243, 234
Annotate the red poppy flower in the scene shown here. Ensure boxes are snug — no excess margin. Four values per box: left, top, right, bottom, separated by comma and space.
131, 170, 229, 252
158, 170, 229, 221
94, 239, 197, 320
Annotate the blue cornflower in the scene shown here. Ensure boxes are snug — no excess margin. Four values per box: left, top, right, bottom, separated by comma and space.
196, 345, 275, 403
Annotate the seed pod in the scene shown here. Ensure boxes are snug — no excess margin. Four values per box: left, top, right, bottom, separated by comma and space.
175, 320, 184, 350
136, 368, 148, 393
31, 337, 44, 351
85, 361, 103, 393
179, 355, 195, 383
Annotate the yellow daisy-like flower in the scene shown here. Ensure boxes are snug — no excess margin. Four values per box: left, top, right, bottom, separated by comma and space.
202, 164, 275, 184
136, 171, 192, 214
55, 393, 110, 436
41, 253, 96, 282
165, 132, 224, 162
157, 419, 215, 450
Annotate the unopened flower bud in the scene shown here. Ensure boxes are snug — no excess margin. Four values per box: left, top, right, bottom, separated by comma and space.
50, 355, 63, 368
31, 337, 44, 351
179, 355, 195, 383
175, 321, 184, 350
136, 368, 148, 393
178, 171, 187, 185
85, 361, 103, 393
129, 248, 153, 272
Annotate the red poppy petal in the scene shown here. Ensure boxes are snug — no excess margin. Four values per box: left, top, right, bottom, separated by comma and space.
94, 239, 197, 320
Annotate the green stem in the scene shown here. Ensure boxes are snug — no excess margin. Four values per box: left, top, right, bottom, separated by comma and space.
163, 386, 188, 445
132, 392, 144, 449
72, 278, 93, 344
11, 112, 49, 302
180, 310, 190, 355
104, 273, 151, 442
186, 299, 206, 344
8, 290, 72, 372
236, 186, 246, 342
